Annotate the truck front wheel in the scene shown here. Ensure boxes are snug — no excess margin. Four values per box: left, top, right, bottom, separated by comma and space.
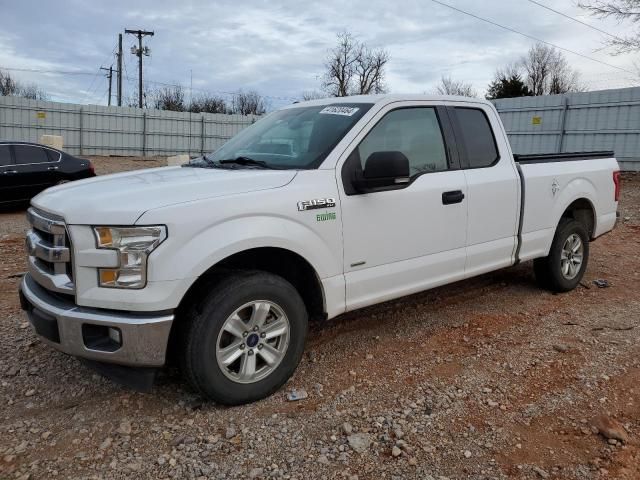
533, 218, 590, 293
180, 271, 308, 405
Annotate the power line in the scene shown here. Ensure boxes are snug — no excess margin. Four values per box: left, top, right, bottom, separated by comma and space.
1, 65, 300, 102
527, 0, 632, 45
82, 43, 118, 103
82, 68, 104, 103
0, 66, 96, 76
429, 0, 638, 76
98, 86, 110, 105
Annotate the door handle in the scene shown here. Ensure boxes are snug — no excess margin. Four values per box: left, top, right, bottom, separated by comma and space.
442, 190, 465, 205
47, 166, 59, 171
3, 170, 18, 175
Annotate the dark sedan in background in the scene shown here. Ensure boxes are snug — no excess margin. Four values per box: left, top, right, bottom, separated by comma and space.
0, 141, 95, 206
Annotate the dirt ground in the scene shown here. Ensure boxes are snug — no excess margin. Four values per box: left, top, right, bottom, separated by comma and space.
0, 158, 639, 480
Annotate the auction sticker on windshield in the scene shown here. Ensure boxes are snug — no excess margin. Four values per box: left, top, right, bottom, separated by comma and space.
319, 106, 360, 116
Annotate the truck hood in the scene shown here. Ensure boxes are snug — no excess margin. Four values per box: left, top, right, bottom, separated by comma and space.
32, 166, 297, 225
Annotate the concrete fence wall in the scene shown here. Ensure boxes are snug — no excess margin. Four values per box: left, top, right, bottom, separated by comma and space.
492, 86, 640, 171
0, 96, 260, 157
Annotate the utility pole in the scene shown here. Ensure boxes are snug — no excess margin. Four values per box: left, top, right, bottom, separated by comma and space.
116, 33, 123, 106
125, 29, 154, 108
100, 66, 114, 106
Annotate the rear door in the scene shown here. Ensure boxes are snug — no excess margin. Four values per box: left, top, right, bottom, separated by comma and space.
448, 105, 520, 277
12, 144, 59, 198
338, 102, 468, 311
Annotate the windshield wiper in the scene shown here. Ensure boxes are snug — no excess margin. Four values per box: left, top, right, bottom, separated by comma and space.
218, 156, 275, 169
182, 154, 222, 169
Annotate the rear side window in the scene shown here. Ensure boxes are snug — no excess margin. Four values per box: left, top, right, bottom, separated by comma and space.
13, 145, 51, 164
0, 145, 11, 166
46, 149, 61, 162
455, 108, 499, 168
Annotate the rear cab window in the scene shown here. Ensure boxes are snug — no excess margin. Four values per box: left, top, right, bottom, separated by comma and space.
453, 107, 500, 169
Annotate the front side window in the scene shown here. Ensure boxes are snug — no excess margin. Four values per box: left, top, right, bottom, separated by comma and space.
454, 107, 499, 168
356, 108, 449, 176
13, 145, 50, 164
190, 103, 373, 170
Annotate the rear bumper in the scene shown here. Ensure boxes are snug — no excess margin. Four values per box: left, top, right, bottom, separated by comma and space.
19, 274, 173, 367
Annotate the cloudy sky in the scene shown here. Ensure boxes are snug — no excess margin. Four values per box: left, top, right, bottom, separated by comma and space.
1, 0, 638, 109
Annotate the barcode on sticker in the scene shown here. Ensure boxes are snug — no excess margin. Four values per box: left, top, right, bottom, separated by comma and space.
319, 106, 360, 116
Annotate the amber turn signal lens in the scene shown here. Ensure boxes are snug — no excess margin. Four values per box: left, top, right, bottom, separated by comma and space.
95, 227, 113, 247
99, 269, 117, 284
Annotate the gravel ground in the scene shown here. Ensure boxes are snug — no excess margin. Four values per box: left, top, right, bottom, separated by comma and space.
0, 159, 639, 480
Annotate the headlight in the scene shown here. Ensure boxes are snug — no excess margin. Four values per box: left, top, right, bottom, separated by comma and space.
93, 226, 167, 289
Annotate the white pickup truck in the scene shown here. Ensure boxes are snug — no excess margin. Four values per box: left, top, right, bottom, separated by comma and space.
19, 95, 620, 404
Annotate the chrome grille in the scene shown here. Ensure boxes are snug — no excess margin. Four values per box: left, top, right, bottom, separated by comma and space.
25, 207, 75, 294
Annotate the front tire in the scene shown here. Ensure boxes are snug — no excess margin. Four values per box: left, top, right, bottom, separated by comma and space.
180, 271, 308, 405
534, 219, 590, 293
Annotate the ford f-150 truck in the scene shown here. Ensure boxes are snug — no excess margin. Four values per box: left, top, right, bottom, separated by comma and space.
19, 95, 620, 404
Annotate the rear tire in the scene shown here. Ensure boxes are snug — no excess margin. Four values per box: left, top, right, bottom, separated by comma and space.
534, 219, 589, 293
179, 271, 308, 405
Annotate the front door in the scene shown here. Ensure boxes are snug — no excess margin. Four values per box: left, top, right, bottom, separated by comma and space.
338, 103, 468, 311
11, 144, 59, 199
0, 144, 18, 204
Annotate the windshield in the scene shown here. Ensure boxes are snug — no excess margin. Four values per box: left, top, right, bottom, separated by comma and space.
190, 103, 373, 170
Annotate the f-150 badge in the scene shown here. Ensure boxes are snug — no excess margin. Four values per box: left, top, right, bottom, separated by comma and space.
297, 198, 336, 211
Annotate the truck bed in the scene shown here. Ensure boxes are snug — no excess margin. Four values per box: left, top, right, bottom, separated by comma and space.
515, 152, 619, 264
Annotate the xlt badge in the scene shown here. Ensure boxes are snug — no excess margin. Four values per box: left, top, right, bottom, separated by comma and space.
297, 198, 336, 211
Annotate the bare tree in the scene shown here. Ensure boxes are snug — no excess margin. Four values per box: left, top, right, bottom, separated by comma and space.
323, 32, 358, 96
300, 90, 326, 101
521, 43, 583, 95
125, 84, 153, 108
18, 84, 49, 100
0, 70, 48, 99
189, 94, 227, 113
0, 70, 18, 96
231, 90, 267, 115
354, 44, 390, 94
578, 1, 640, 53
153, 85, 186, 111
435, 75, 477, 97
322, 32, 389, 96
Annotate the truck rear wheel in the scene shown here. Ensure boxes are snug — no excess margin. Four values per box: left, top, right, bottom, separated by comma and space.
180, 271, 308, 405
534, 219, 589, 293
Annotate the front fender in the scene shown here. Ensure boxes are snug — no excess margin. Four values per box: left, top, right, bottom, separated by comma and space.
160, 214, 342, 281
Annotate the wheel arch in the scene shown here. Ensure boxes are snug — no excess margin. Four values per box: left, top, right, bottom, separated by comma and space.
558, 197, 596, 239
175, 246, 326, 322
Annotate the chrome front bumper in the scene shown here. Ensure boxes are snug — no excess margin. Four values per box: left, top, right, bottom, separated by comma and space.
19, 274, 174, 367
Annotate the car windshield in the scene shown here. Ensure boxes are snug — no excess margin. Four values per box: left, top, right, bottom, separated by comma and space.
188, 103, 373, 170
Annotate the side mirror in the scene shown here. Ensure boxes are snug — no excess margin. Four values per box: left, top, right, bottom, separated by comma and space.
353, 151, 410, 192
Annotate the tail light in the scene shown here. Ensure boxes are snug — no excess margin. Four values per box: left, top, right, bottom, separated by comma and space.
88, 162, 95, 176
613, 171, 621, 202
